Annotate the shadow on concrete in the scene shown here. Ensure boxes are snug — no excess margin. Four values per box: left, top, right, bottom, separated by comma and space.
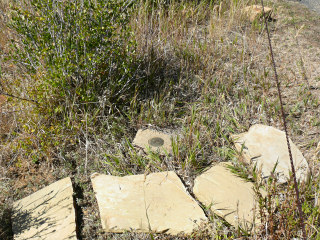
12, 186, 76, 239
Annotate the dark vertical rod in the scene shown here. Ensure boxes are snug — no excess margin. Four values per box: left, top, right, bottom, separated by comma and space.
260, 1, 307, 239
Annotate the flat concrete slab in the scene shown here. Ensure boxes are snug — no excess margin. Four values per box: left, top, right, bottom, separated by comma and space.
232, 124, 309, 183
91, 171, 207, 235
133, 129, 174, 154
193, 163, 262, 228
12, 177, 77, 240
243, 5, 273, 22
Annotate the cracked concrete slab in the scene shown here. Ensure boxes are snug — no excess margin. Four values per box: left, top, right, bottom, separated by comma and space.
91, 171, 207, 235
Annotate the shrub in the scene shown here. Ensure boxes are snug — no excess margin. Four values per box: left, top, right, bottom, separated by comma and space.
8, 0, 136, 123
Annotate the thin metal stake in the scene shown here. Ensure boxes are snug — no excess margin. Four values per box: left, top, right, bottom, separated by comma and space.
260, 0, 307, 239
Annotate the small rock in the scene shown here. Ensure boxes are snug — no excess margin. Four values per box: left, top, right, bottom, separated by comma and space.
232, 124, 309, 183
91, 171, 207, 235
193, 162, 263, 228
133, 129, 174, 155
243, 5, 273, 22
12, 177, 77, 240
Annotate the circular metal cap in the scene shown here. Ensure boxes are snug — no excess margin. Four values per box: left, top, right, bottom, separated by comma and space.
148, 137, 164, 147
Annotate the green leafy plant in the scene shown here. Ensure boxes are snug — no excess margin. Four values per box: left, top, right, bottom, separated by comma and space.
8, 0, 136, 123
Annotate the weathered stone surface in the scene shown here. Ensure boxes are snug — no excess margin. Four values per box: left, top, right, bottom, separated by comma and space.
12, 177, 77, 240
91, 171, 206, 235
243, 5, 273, 22
232, 124, 309, 183
193, 162, 262, 228
133, 129, 174, 154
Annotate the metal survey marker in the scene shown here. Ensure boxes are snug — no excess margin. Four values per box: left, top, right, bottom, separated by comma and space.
148, 137, 164, 147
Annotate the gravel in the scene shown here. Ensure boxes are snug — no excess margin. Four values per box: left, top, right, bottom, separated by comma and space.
288, 0, 320, 14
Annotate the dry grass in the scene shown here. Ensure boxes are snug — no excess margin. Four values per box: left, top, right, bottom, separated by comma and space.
1, 0, 320, 239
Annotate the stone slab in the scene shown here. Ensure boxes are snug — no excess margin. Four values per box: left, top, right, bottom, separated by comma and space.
91, 171, 206, 235
12, 177, 77, 240
193, 162, 262, 228
232, 124, 309, 183
243, 5, 273, 22
133, 129, 173, 154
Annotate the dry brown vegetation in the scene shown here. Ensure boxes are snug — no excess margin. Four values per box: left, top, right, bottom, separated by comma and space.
1, 0, 320, 239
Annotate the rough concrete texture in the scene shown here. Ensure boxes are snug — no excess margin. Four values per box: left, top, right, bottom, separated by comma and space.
232, 124, 309, 183
193, 162, 262, 228
12, 177, 77, 240
243, 5, 273, 22
133, 129, 174, 154
91, 171, 207, 235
